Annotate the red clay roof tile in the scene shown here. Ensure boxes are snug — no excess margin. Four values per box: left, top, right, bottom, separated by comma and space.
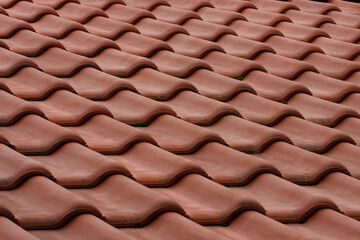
196, 6, 246, 25
208, 0, 256, 12
6, 1, 58, 22
56, 2, 108, 23
250, 0, 299, 13
151, 5, 201, 25
0, 216, 40, 240
275, 21, 329, 42
242, 8, 292, 26
0, 47, 39, 77
78, 0, 124, 10
105, 3, 155, 23
229, 20, 283, 41
320, 22, 360, 43
284, 9, 334, 27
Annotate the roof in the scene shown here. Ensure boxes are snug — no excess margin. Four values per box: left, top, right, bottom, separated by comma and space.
0, 0, 360, 239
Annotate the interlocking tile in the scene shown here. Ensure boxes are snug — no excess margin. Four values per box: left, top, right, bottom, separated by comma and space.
30, 14, 87, 38
59, 30, 119, 57
0, 176, 100, 229
139, 114, 226, 154
30, 214, 136, 240
109, 142, 207, 186
232, 173, 339, 222
6, 1, 58, 22
3, 29, 64, 57
0, 144, 52, 189
30, 142, 131, 188
0, 90, 45, 125
205, 115, 292, 153
183, 142, 281, 186
153, 174, 265, 224
0, 114, 85, 154
70, 174, 185, 226
67, 114, 156, 154
186, 69, 256, 101
98, 90, 176, 124
1, 0, 360, 238
62, 67, 135, 100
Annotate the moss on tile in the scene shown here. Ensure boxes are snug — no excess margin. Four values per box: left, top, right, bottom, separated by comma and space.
235, 75, 245, 81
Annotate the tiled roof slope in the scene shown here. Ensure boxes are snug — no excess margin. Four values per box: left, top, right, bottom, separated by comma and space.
0, 0, 360, 238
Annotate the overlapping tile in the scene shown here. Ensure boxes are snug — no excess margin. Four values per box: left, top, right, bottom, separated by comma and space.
1, 0, 360, 238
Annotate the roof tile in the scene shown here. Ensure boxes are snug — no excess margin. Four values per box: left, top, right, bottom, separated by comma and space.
105, 3, 155, 23
241, 8, 292, 26
0, 47, 39, 77
284, 9, 334, 27
196, 6, 246, 25
275, 21, 329, 42
151, 5, 201, 25
56, 2, 108, 23
6, 1, 58, 22
320, 22, 360, 43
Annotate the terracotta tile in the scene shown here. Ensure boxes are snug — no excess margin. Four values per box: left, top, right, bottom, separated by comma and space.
123, 0, 169, 10
183, 142, 280, 186
288, 93, 359, 127
334, 117, 360, 146
324, 142, 360, 180
67, 114, 156, 154
254, 52, 318, 79
294, 71, 360, 102
243, 70, 311, 102
32, 0, 79, 9
303, 172, 360, 220
109, 142, 207, 186
0, 176, 100, 229
202, 51, 266, 78
0, 90, 45, 125
126, 68, 197, 100
217, 34, 274, 59
304, 52, 360, 80
312, 36, 360, 60
115, 31, 173, 57
163, 90, 240, 125
71, 174, 185, 226
320, 23, 360, 43
56, 2, 107, 23
0, 217, 40, 240
229, 20, 283, 41
290, 0, 340, 14
249, 0, 299, 13
139, 114, 226, 154
98, 90, 176, 124
120, 212, 228, 240
209, 211, 312, 240
288, 209, 360, 240
0, 5, 6, 14
30, 142, 131, 188
165, 0, 213, 11
151, 5, 201, 25
0, 114, 85, 154
0, 0, 24, 8
30, 90, 112, 125
105, 3, 155, 24
92, 48, 156, 77
0, 11, 34, 38
0, 47, 39, 77
242, 8, 291, 26
150, 50, 211, 78
30, 214, 136, 240
346, 71, 360, 86
259, 141, 349, 184
3, 29, 64, 57
327, 10, 360, 28
153, 174, 264, 225
31, 47, 100, 77
84, 16, 139, 40
207, 0, 256, 12
0, 39, 9, 49
284, 9, 334, 27
232, 173, 338, 222
276, 21, 329, 42
340, 93, 360, 114
265, 35, 323, 60
273, 116, 355, 153
6, 1, 58, 22
0, 144, 52, 189
60, 30, 119, 57
135, 17, 188, 40
227, 92, 302, 126
182, 18, 237, 41
167, 33, 224, 58
205, 115, 291, 153
78, 0, 125, 10
62, 67, 135, 100
0, 67, 75, 100
186, 69, 256, 101
30, 14, 87, 39
331, 0, 360, 15
197, 6, 246, 25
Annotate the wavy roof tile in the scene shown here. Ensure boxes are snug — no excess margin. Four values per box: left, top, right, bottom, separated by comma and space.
1, 0, 360, 239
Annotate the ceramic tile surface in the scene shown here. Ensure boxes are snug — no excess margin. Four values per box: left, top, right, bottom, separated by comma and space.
1, 0, 360, 239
